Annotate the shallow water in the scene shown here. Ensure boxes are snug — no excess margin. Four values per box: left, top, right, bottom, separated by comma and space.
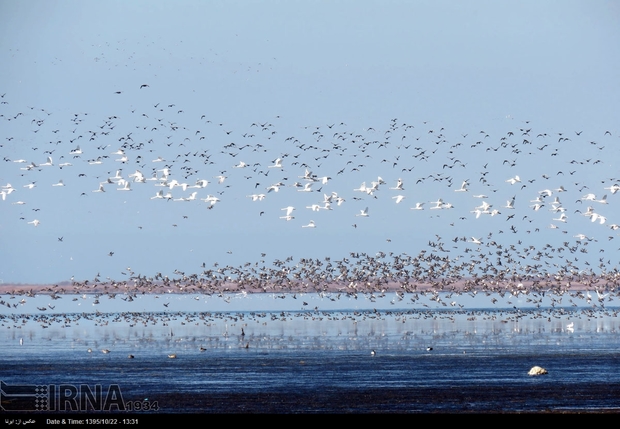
2, 298, 620, 413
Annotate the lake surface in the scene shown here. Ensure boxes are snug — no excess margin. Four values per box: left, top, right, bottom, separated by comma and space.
2, 293, 620, 414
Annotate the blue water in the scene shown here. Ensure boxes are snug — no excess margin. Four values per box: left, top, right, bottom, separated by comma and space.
2, 293, 620, 413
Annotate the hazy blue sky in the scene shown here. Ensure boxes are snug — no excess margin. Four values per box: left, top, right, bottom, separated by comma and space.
2, 1, 620, 284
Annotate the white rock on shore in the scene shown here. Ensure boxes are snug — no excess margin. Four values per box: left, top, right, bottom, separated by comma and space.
528, 366, 548, 376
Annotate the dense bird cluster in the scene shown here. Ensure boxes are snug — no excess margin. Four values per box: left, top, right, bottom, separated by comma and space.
2, 305, 618, 333
1, 89, 620, 298
11, 239, 618, 304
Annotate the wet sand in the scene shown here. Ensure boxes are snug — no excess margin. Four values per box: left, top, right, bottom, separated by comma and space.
149, 385, 620, 413
3, 385, 620, 414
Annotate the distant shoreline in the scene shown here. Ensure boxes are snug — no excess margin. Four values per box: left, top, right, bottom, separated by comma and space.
0, 277, 612, 296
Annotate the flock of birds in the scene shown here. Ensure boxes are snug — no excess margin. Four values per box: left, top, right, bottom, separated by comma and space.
4, 298, 619, 359
2, 89, 620, 309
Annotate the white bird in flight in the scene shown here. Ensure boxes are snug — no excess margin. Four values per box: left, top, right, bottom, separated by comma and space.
454, 180, 468, 192
281, 206, 295, 217
92, 183, 106, 193
595, 194, 608, 204
389, 178, 404, 190
430, 199, 444, 209
506, 175, 521, 185
503, 196, 516, 209
40, 156, 53, 166
110, 170, 124, 182
356, 207, 369, 217
596, 290, 609, 300
268, 158, 283, 169
299, 169, 313, 180
475, 201, 491, 211
553, 213, 567, 223
298, 183, 313, 192
573, 233, 592, 241
202, 195, 220, 206
590, 213, 606, 224
117, 181, 131, 191
174, 192, 198, 202
353, 182, 367, 193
